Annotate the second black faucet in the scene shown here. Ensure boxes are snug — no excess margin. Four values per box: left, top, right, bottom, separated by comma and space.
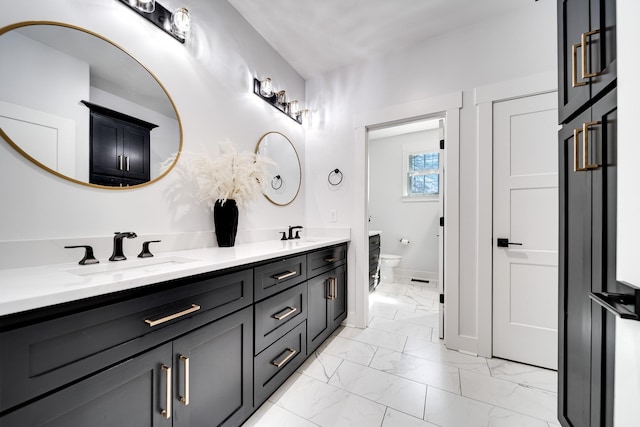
109, 231, 137, 261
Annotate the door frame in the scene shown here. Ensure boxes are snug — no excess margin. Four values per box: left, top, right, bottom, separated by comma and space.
353, 92, 461, 349
475, 71, 557, 358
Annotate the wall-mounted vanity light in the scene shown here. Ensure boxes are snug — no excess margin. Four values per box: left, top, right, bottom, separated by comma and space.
117, 0, 191, 43
253, 77, 309, 125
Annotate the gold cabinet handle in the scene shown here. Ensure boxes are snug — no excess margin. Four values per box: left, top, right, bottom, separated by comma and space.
272, 270, 297, 280
179, 355, 190, 406
324, 257, 339, 262
118, 155, 124, 171
573, 121, 602, 172
161, 364, 172, 419
272, 306, 298, 320
326, 277, 337, 300
125, 156, 130, 171
332, 278, 338, 300
144, 304, 201, 327
581, 29, 603, 79
271, 348, 297, 368
571, 42, 588, 88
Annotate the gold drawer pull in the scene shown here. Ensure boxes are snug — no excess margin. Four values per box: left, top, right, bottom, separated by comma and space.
161, 364, 172, 419
324, 257, 339, 262
271, 348, 297, 368
273, 306, 298, 321
272, 270, 297, 280
179, 355, 190, 406
145, 304, 201, 327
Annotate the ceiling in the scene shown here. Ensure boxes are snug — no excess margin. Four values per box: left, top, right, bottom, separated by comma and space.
228, 0, 536, 79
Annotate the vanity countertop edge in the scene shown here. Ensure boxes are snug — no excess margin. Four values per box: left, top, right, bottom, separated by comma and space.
0, 237, 350, 317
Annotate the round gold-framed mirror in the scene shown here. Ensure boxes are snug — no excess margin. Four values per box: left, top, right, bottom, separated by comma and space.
0, 21, 182, 189
255, 131, 301, 206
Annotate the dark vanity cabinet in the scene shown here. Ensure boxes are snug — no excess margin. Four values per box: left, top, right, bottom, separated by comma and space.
0, 243, 348, 427
83, 101, 156, 187
369, 233, 381, 291
557, 1, 620, 426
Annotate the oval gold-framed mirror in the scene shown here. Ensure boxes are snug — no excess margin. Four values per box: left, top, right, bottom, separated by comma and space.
0, 21, 182, 189
255, 131, 301, 206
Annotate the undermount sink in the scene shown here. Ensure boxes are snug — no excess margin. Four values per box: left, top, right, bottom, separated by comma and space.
64, 256, 199, 277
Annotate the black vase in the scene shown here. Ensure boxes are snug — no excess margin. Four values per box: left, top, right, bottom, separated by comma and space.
213, 199, 238, 247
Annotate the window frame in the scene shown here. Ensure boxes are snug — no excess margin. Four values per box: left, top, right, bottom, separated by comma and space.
402, 144, 441, 202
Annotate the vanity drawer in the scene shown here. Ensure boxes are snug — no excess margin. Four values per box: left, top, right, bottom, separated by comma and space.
254, 282, 307, 354
0, 268, 253, 413
254, 255, 307, 301
307, 244, 347, 278
254, 320, 306, 406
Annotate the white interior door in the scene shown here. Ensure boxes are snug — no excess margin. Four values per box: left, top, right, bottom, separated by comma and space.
492, 92, 559, 370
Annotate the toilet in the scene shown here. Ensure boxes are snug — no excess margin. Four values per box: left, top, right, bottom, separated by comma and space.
379, 254, 402, 283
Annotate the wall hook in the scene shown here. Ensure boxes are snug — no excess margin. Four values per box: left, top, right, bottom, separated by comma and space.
328, 169, 343, 186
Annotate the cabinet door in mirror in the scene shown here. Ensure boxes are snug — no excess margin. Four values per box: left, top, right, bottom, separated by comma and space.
255, 131, 301, 206
0, 22, 182, 189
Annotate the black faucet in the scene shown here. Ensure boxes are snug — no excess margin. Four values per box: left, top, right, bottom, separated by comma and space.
288, 226, 304, 240
109, 231, 137, 261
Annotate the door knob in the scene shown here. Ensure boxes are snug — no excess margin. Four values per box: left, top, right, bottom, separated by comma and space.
497, 238, 523, 248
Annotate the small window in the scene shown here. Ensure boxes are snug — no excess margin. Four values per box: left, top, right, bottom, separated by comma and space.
404, 151, 440, 199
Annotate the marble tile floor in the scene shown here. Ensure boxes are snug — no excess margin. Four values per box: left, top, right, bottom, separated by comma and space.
243, 280, 559, 427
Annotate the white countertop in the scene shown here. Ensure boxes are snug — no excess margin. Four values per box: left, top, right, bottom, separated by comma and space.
0, 237, 349, 317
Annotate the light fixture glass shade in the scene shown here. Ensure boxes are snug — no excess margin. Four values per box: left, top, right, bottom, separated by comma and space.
277, 90, 287, 105
300, 109, 310, 123
133, 0, 155, 13
288, 100, 300, 116
260, 78, 273, 97
171, 7, 191, 39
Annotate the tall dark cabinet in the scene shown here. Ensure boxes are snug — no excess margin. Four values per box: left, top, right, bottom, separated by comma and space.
557, 0, 618, 426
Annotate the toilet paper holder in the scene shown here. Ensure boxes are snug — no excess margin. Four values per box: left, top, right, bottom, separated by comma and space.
399, 238, 410, 245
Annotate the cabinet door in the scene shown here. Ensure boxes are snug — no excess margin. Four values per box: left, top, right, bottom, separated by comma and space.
307, 265, 348, 354
558, 0, 591, 123
329, 264, 348, 329
557, 0, 616, 124
307, 271, 332, 354
122, 124, 150, 182
558, 89, 617, 427
91, 114, 123, 178
0, 343, 173, 427
558, 107, 594, 427
172, 306, 253, 427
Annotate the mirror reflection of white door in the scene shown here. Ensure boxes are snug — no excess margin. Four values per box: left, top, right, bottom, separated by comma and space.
492, 92, 559, 370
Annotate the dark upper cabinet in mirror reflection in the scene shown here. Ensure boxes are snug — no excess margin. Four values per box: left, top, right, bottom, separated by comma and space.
0, 22, 182, 189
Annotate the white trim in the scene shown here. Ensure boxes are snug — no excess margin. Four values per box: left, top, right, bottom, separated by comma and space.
475, 72, 557, 358
353, 92, 461, 350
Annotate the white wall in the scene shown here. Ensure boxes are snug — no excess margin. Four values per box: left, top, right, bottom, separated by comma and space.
304, 0, 557, 351
369, 129, 440, 279
615, 0, 640, 425
0, 0, 306, 266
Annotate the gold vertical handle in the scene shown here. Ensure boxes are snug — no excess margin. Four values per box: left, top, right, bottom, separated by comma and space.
581, 30, 603, 79
571, 43, 588, 88
573, 121, 602, 172
332, 278, 338, 300
161, 364, 172, 419
125, 156, 130, 171
583, 121, 602, 169
179, 355, 190, 406
118, 155, 124, 171
326, 278, 337, 300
